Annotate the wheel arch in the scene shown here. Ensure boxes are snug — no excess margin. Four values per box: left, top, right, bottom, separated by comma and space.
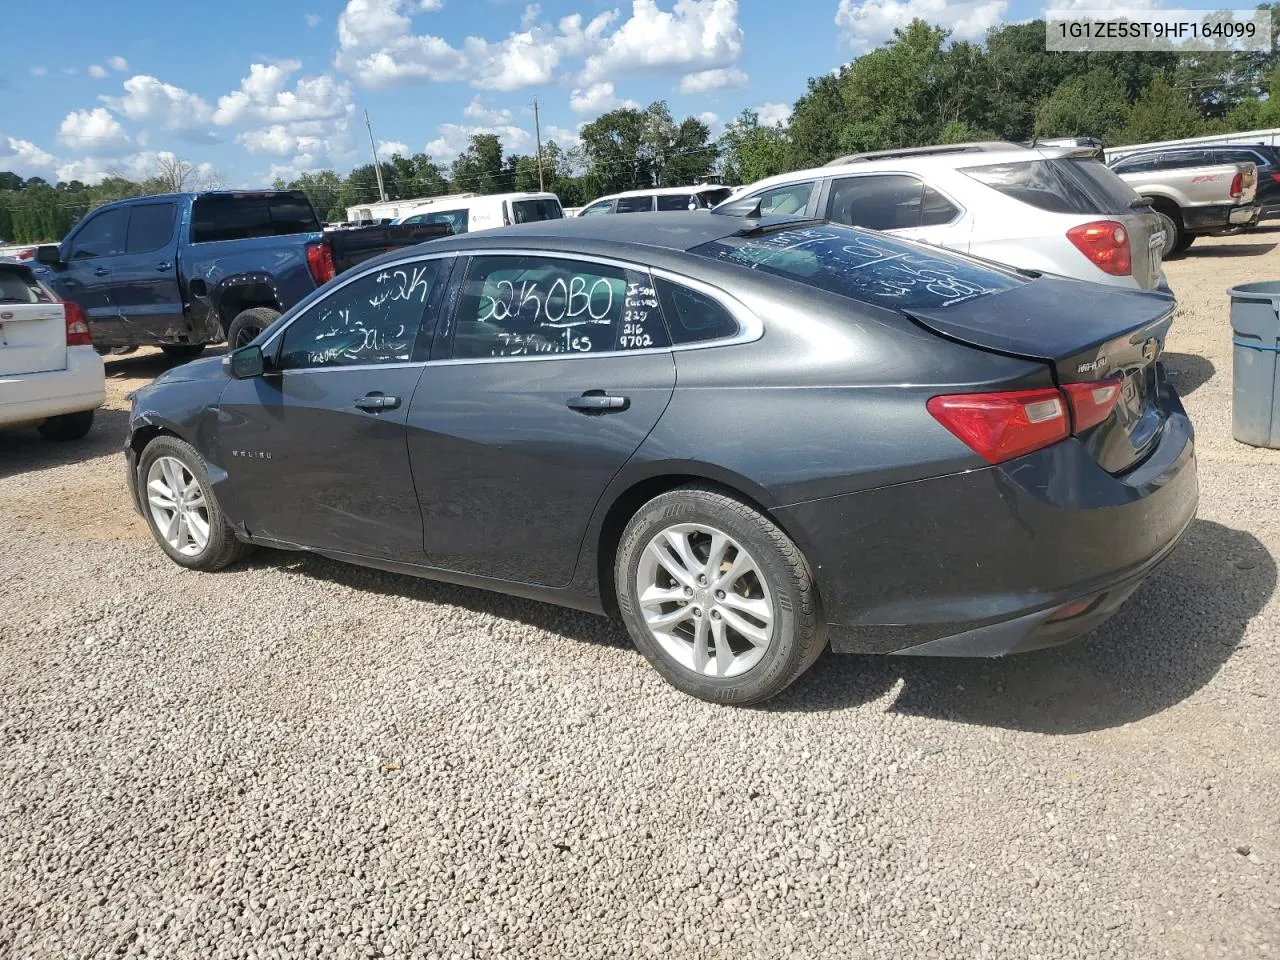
588, 463, 821, 619
210, 274, 283, 334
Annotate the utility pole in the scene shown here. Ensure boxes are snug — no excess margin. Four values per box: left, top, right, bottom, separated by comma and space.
533, 97, 545, 192
365, 109, 388, 203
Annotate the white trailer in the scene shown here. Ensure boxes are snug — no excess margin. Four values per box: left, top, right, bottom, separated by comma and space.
1105, 128, 1280, 163
345, 192, 477, 224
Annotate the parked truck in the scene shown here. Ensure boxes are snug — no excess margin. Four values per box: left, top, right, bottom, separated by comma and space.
1108, 156, 1260, 256
30, 190, 449, 356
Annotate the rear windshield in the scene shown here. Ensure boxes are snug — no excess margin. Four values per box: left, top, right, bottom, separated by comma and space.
698, 187, 733, 207
190, 192, 321, 244
510, 198, 564, 224
0, 266, 53, 303
403, 209, 469, 234
960, 158, 1141, 215
690, 224, 1023, 310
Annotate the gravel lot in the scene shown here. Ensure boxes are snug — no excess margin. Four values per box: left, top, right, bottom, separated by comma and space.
3, 232, 1279, 960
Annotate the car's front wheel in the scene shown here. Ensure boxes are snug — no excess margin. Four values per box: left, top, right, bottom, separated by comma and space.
138, 435, 252, 571
37, 410, 94, 441
615, 485, 825, 705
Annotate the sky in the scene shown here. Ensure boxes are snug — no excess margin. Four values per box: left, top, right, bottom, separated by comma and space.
0, 0, 1214, 194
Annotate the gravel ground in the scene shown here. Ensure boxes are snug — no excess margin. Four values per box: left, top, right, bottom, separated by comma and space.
3, 232, 1279, 960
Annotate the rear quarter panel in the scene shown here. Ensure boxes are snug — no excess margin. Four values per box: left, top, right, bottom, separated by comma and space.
183, 233, 322, 327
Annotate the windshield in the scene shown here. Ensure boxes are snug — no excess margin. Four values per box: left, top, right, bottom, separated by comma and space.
690, 223, 1024, 310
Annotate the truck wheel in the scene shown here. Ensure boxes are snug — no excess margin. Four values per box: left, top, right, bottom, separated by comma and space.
160, 344, 206, 360
226, 307, 280, 349
38, 410, 94, 441
1173, 233, 1196, 254
1153, 208, 1181, 259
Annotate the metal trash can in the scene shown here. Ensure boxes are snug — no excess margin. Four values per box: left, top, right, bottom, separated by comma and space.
1230, 280, 1280, 448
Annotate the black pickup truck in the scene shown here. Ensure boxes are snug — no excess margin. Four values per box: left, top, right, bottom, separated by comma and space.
31, 190, 449, 357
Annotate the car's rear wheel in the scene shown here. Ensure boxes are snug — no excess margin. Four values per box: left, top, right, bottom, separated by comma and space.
37, 410, 94, 441
138, 435, 252, 571
226, 307, 280, 349
160, 343, 206, 360
615, 485, 824, 705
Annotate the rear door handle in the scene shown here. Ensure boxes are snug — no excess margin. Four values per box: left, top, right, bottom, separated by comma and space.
156, 261, 173, 271
353, 393, 400, 412
566, 391, 630, 414
93, 267, 109, 277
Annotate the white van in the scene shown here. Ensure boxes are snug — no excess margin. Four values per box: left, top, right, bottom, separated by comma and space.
577, 184, 735, 216
392, 192, 564, 234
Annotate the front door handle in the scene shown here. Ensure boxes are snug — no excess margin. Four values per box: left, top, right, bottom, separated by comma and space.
156, 261, 173, 271
353, 392, 400, 412
566, 390, 630, 414
93, 267, 109, 277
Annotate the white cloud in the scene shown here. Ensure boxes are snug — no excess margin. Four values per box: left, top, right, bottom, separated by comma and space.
30, 66, 47, 77
62, 68, 78, 76
54, 150, 217, 187
698, 111, 725, 136
582, 0, 744, 83
544, 124, 582, 149
305, 13, 322, 26
88, 64, 109, 79
237, 125, 323, 156
0, 136, 55, 174
462, 97, 514, 125
108, 56, 129, 72
213, 61, 350, 127
378, 139, 410, 157
834, 0, 1007, 50
521, 3, 541, 28
1047, 0, 1155, 7
57, 107, 131, 151
105, 75, 214, 130
756, 102, 791, 127
679, 66, 747, 94
424, 121, 532, 162
569, 81, 639, 114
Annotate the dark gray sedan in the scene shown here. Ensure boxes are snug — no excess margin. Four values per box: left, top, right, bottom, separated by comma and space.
124, 213, 1197, 705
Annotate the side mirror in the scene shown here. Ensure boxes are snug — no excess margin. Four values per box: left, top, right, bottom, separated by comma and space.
225, 344, 264, 379
34, 244, 62, 265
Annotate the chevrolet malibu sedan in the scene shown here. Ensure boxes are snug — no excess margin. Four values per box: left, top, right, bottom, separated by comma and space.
124, 213, 1197, 705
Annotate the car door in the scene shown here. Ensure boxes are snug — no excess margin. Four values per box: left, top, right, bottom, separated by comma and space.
406, 252, 677, 587
825, 173, 970, 251
110, 199, 185, 343
45, 205, 127, 345
214, 255, 453, 560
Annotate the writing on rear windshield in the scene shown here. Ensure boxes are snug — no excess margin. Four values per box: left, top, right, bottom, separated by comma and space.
691, 225, 1023, 309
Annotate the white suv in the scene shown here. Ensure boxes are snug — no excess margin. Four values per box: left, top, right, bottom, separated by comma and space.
0, 258, 105, 441
712, 142, 1170, 292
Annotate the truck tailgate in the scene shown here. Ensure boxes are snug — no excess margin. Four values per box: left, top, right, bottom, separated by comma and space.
327, 222, 454, 273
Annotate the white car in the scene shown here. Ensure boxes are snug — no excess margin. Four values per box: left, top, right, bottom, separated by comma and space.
712, 142, 1171, 292
0, 258, 104, 441
394, 191, 564, 234
578, 184, 735, 216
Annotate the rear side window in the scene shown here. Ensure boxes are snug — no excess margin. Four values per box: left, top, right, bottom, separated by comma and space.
191, 192, 320, 243
655, 278, 739, 343
1217, 148, 1268, 167
827, 175, 959, 231
510, 198, 563, 224
616, 195, 654, 214
656, 194, 696, 212
961, 159, 1137, 215
451, 255, 670, 358
690, 223, 1023, 311
125, 202, 177, 254
1158, 150, 1209, 169
68, 207, 127, 259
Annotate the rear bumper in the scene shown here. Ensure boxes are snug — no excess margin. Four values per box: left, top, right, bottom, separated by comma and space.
0, 347, 105, 427
776, 375, 1198, 656
1183, 203, 1260, 232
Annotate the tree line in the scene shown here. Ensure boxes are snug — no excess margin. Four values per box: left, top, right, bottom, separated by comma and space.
3, 12, 1279, 242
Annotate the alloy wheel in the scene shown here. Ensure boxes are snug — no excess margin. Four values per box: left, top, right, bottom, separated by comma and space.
635, 522, 776, 678
146, 456, 211, 557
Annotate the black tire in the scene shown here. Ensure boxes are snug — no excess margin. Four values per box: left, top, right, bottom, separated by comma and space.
137, 435, 253, 571
1153, 207, 1181, 259
614, 485, 825, 706
1173, 232, 1197, 254
226, 307, 280, 349
160, 343, 206, 360
37, 410, 94, 441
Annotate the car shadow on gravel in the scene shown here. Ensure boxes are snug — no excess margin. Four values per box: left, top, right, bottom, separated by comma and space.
104, 346, 226, 380
0, 406, 132, 481
1180, 242, 1277, 259
772, 519, 1273, 733
1163, 352, 1215, 397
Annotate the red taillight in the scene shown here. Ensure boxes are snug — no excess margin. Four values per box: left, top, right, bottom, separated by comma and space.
1062, 379, 1122, 432
305, 241, 336, 286
927, 388, 1069, 465
1230, 172, 1243, 198
1066, 220, 1132, 277
15, 247, 34, 260
63, 299, 91, 347
1270, 172, 1280, 183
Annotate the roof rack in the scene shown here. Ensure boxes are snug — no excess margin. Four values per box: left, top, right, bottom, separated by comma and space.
824, 141, 1024, 166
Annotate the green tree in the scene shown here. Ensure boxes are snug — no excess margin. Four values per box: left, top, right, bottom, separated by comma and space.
579, 107, 653, 194
787, 72, 845, 168
451, 134, 508, 194
718, 109, 790, 185
1120, 75, 1205, 145
1034, 68, 1132, 141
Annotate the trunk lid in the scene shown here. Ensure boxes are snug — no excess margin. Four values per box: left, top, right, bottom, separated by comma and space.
907, 276, 1177, 473
0, 263, 66, 377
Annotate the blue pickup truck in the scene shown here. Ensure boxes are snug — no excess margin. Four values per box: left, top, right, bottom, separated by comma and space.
30, 190, 448, 358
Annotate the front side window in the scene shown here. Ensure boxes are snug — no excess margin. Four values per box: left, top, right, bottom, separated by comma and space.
616, 195, 654, 214
277, 260, 442, 370
68, 208, 127, 259
451, 255, 670, 359
125, 202, 178, 254
580, 200, 614, 216
715, 181, 816, 218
